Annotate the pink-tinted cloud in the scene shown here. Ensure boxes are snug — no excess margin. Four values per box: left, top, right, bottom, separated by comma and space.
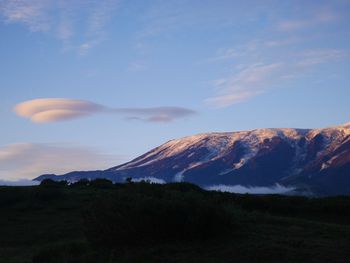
0, 143, 120, 180
116, 107, 196, 123
206, 47, 346, 107
206, 63, 283, 107
296, 49, 347, 67
0, 0, 120, 53
0, 0, 51, 32
14, 98, 104, 123
14, 98, 196, 123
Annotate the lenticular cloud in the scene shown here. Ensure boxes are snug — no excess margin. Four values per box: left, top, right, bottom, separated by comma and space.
14, 98, 104, 123
14, 98, 196, 123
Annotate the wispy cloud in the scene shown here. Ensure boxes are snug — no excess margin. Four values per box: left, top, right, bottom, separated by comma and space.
296, 49, 347, 67
0, 0, 51, 31
87, 0, 117, 34
206, 48, 243, 63
201, 3, 349, 108
14, 98, 196, 123
128, 61, 148, 71
76, 38, 105, 55
206, 45, 348, 107
277, 8, 339, 32
118, 107, 196, 123
206, 46, 347, 107
76, 0, 119, 54
0, 143, 119, 180
0, 0, 119, 53
206, 63, 283, 107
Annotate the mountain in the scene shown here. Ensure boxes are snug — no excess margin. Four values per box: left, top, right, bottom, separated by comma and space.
35, 122, 350, 196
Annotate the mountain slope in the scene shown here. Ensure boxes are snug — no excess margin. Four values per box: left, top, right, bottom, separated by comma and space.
35, 122, 350, 195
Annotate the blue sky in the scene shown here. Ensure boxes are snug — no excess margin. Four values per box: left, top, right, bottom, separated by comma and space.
0, 0, 349, 180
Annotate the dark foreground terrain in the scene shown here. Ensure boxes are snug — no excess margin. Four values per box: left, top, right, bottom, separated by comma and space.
1, 180, 350, 263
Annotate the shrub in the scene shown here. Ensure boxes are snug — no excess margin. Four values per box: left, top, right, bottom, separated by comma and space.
71, 179, 90, 187
40, 179, 68, 187
32, 242, 90, 263
164, 182, 204, 193
89, 179, 114, 188
83, 186, 234, 249
36, 179, 67, 201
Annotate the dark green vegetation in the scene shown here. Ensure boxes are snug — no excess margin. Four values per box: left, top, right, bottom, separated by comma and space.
1, 180, 350, 263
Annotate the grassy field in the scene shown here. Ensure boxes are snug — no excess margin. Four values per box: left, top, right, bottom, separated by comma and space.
0, 181, 350, 263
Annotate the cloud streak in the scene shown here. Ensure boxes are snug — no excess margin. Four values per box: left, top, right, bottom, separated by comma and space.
206, 63, 283, 107
277, 8, 339, 32
203, 3, 348, 108
205, 46, 348, 107
296, 49, 346, 67
0, 0, 119, 53
0, 0, 51, 31
14, 98, 196, 123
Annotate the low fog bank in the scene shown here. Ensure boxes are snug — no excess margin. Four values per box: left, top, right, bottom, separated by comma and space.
0, 179, 297, 195
0, 179, 40, 186
132, 177, 166, 184
207, 184, 295, 194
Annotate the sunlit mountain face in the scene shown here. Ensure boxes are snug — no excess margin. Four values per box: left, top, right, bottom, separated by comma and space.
36, 122, 350, 196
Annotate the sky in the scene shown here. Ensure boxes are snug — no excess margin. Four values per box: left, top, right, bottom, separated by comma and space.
0, 0, 350, 181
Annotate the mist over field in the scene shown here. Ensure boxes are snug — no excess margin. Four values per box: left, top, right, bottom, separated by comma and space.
207, 184, 295, 194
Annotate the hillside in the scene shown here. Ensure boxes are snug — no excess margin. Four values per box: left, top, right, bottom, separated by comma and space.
1, 182, 350, 263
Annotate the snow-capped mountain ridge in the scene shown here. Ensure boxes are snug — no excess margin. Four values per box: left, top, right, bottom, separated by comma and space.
113, 124, 349, 172
35, 122, 350, 196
